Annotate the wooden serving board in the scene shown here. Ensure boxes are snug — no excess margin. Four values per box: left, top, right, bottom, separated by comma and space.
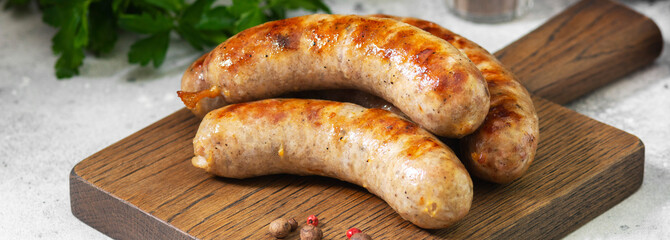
70, 0, 662, 239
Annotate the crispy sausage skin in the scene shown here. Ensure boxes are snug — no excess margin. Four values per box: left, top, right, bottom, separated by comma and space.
373, 15, 539, 183
179, 14, 490, 138
301, 16, 539, 183
191, 99, 473, 229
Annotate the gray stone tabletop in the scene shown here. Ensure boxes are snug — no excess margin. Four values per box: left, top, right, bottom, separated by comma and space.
1, 0, 668, 239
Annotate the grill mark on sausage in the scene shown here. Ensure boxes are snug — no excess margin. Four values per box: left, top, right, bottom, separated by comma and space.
480, 104, 523, 134
211, 17, 304, 74
273, 33, 299, 50
217, 99, 352, 127
215, 100, 290, 124
366, 14, 538, 183
415, 48, 435, 64
379, 29, 416, 63
357, 109, 418, 134
403, 137, 442, 159
215, 102, 248, 119
304, 101, 333, 127
182, 14, 490, 137
306, 18, 348, 54
433, 70, 466, 93
466, 51, 486, 65
349, 17, 393, 46
189, 54, 206, 73
193, 99, 472, 228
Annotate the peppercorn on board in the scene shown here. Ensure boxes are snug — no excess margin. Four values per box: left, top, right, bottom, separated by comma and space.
70, 0, 660, 239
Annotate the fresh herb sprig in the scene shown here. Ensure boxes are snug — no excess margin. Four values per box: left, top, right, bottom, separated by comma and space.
4, 0, 330, 78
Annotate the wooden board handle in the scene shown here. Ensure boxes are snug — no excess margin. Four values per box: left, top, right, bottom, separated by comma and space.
494, 0, 663, 104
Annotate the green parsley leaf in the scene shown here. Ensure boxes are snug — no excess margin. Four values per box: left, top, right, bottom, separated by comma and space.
87, 0, 118, 55
118, 12, 173, 34
303, 0, 331, 13
111, 0, 129, 14
3, 0, 30, 10
175, 23, 206, 50
266, 5, 287, 21
228, 0, 260, 18
198, 30, 229, 45
55, 47, 85, 78
286, 0, 323, 12
234, 8, 266, 33
141, 0, 184, 12
196, 6, 235, 31
268, 0, 331, 14
128, 31, 170, 67
41, 2, 65, 28
6, 0, 330, 78
174, 0, 219, 49
180, 0, 214, 24
43, 0, 91, 78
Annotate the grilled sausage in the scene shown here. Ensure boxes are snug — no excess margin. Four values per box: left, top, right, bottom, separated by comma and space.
373, 15, 539, 183
298, 15, 539, 183
191, 99, 473, 229
178, 14, 489, 138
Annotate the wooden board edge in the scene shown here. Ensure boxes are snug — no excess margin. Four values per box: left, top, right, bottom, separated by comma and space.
70, 167, 196, 240
495, 0, 664, 104
499, 138, 645, 239
69, 104, 648, 239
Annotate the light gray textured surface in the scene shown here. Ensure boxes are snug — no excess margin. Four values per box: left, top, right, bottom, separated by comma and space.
0, 0, 668, 239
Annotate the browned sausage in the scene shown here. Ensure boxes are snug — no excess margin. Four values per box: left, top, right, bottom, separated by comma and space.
298, 15, 539, 183
191, 99, 473, 229
178, 14, 489, 138
371, 15, 539, 183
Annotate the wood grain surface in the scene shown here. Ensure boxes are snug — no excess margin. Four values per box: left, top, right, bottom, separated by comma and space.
70, 0, 661, 239
496, 0, 663, 104
70, 99, 644, 239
